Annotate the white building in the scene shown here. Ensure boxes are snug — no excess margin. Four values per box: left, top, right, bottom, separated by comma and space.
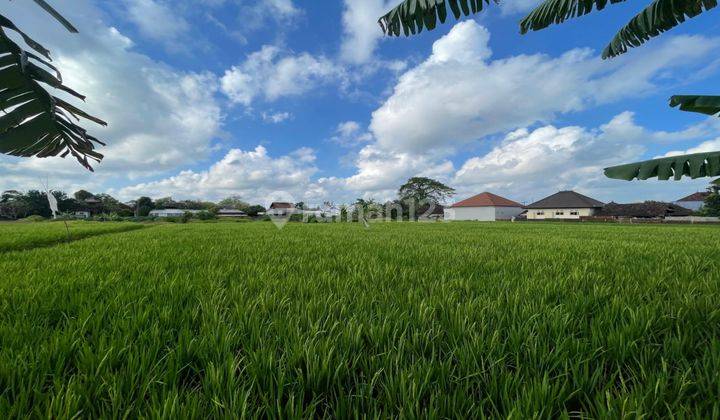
444, 192, 524, 221
673, 192, 709, 212
525, 191, 604, 220
217, 208, 247, 218
266, 202, 297, 216
149, 209, 201, 218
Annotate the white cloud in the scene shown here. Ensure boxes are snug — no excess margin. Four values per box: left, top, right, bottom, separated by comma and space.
340, 0, 396, 64
0, 0, 223, 190
221, 45, 346, 106
370, 21, 720, 154
664, 138, 720, 157
116, 146, 319, 203
330, 121, 373, 146
262, 111, 293, 123
124, 0, 190, 43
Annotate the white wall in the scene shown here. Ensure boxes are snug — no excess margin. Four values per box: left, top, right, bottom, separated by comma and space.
673, 201, 704, 212
445, 207, 522, 221
526, 208, 596, 220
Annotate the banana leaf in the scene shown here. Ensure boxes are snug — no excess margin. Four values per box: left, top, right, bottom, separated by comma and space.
604, 151, 720, 180
378, 0, 498, 37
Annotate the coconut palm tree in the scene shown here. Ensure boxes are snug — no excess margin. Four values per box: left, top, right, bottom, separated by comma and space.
378, 0, 719, 181
0, 0, 106, 170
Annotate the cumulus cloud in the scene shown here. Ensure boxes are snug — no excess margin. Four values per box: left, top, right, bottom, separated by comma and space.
220, 45, 346, 106
0, 0, 223, 190
124, 0, 190, 43
370, 21, 720, 154
340, 0, 396, 64
116, 146, 319, 203
330, 121, 374, 146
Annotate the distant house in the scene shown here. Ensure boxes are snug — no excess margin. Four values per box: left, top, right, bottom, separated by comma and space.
597, 202, 693, 219
444, 192, 523, 221
149, 209, 201, 218
525, 191, 604, 220
217, 208, 247, 218
267, 202, 297, 216
673, 192, 709, 212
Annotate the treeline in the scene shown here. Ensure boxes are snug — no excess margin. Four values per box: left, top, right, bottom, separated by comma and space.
0, 190, 267, 220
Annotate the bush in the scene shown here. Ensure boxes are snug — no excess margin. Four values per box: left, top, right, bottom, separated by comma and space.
196, 211, 216, 221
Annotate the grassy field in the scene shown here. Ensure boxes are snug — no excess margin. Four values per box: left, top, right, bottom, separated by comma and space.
0, 221, 718, 418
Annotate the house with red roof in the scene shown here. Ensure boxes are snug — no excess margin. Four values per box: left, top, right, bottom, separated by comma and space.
673, 192, 709, 212
444, 192, 524, 221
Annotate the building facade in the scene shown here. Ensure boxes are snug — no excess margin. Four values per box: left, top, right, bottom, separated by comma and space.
525, 191, 604, 220
444, 192, 523, 221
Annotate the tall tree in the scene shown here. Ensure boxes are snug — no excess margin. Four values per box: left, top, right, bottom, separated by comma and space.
1, 1, 106, 170
218, 195, 250, 211
398, 177, 454, 220
378, 0, 720, 182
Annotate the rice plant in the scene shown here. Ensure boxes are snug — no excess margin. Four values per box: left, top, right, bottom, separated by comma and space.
0, 222, 718, 417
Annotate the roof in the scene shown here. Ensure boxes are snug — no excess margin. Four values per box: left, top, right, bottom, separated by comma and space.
451, 192, 522, 208
269, 202, 293, 209
597, 202, 693, 218
525, 191, 604, 209
676, 192, 710, 202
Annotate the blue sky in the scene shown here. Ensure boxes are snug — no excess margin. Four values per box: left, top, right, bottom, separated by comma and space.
2, 0, 720, 206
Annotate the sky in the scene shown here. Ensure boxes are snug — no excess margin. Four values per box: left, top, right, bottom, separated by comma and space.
2, 0, 720, 206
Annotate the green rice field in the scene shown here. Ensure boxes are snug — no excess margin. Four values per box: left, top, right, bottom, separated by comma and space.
0, 221, 719, 417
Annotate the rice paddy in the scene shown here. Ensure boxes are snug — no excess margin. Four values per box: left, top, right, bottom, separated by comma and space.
0, 221, 718, 418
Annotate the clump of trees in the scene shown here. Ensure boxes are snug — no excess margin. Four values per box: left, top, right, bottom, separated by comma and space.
0, 190, 270, 221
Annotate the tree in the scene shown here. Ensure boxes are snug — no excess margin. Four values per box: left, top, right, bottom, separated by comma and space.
73, 190, 95, 201
218, 196, 250, 211
135, 196, 154, 217
1, 1, 106, 170
379, 0, 720, 182
0, 190, 29, 219
245, 205, 266, 217
295, 202, 306, 210
154, 197, 177, 210
699, 179, 720, 216
398, 177, 455, 220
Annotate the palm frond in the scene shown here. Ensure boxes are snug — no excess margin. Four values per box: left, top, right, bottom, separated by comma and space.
379, 0, 498, 37
603, 0, 717, 58
604, 151, 720, 180
519, 0, 627, 34
0, 16, 105, 171
669, 95, 720, 116
31, 0, 79, 33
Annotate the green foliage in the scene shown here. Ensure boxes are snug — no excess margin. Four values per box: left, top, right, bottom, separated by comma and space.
699, 182, 720, 216
218, 195, 250, 211
0, 221, 142, 252
398, 177, 454, 220
135, 196, 154, 217
379, 0, 499, 36
603, 0, 717, 58
0, 3, 106, 169
0, 222, 719, 416
245, 205, 266, 217
604, 151, 720, 181
670, 95, 720, 116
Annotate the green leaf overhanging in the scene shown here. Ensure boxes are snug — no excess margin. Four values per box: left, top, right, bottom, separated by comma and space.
0, 14, 106, 171
603, 0, 717, 58
669, 95, 720, 116
604, 151, 720, 181
519, 0, 628, 34
379, 0, 498, 37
